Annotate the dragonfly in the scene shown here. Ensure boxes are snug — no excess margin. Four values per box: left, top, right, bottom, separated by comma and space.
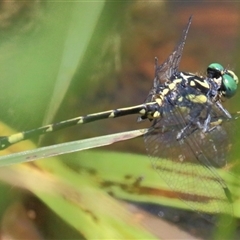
0, 16, 238, 224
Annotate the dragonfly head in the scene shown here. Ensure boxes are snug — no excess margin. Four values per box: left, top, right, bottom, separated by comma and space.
221, 70, 238, 98
207, 63, 238, 98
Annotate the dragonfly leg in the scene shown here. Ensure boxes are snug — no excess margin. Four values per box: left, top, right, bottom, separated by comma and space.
176, 120, 196, 140
195, 113, 211, 132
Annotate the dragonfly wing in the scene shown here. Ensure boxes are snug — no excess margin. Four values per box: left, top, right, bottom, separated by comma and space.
144, 85, 233, 224
145, 16, 192, 104
155, 16, 192, 84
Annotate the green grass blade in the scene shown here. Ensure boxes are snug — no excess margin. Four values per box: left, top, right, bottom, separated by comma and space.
0, 129, 147, 166
43, 2, 105, 125
0, 159, 158, 239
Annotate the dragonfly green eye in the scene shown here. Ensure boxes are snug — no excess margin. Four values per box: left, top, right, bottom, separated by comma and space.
207, 63, 224, 78
222, 70, 238, 98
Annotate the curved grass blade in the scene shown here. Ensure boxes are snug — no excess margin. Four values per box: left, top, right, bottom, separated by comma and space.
43, 2, 105, 125
0, 159, 157, 239
70, 150, 240, 219
0, 129, 147, 167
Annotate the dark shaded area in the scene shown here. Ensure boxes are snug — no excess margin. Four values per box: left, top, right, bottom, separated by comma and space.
137, 202, 240, 240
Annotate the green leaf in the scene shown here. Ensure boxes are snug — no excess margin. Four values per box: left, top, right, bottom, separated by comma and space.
43, 2, 105, 125
0, 129, 147, 166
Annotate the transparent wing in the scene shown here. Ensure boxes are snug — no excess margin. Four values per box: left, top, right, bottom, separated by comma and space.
144, 84, 233, 225
155, 16, 192, 84
146, 16, 192, 103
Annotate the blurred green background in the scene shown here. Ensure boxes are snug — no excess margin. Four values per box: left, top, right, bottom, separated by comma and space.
0, 1, 239, 239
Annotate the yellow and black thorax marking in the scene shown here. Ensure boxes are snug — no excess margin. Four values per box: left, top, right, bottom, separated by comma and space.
179, 72, 210, 94
153, 72, 211, 107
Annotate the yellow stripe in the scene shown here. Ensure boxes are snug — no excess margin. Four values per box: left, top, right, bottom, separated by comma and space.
45, 125, 53, 132
187, 94, 207, 103
210, 119, 223, 126
8, 133, 24, 144
162, 88, 169, 95
156, 98, 162, 105
168, 82, 176, 90
108, 112, 115, 118
77, 117, 84, 124
190, 81, 196, 87
153, 111, 160, 118
178, 96, 183, 102
139, 109, 146, 115
172, 78, 182, 84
